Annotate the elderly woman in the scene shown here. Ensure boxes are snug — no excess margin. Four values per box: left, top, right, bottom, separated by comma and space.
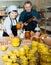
3, 5, 19, 37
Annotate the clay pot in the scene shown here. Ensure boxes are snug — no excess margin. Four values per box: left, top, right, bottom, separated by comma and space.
35, 32, 41, 37
25, 31, 31, 39
30, 31, 34, 36
43, 38, 51, 46
31, 36, 40, 42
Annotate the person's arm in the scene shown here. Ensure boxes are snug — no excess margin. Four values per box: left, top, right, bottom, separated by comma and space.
33, 16, 41, 23
3, 17, 14, 37
32, 10, 41, 23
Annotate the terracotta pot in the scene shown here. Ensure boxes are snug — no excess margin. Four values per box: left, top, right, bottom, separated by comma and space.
35, 32, 41, 37
30, 31, 34, 36
43, 38, 51, 46
31, 36, 40, 42
25, 31, 31, 39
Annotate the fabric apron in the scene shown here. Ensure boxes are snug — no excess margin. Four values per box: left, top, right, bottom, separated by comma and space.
3, 18, 17, 37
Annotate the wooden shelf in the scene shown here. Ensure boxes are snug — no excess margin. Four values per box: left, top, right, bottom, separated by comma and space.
41, 18, 51, 21
0, 15, 7, 17
40, 26, 51, 32
38, 10, 51, 13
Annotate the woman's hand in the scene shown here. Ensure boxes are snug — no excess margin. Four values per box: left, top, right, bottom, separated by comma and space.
9, 34, 14, 38
23, 22, 28, 26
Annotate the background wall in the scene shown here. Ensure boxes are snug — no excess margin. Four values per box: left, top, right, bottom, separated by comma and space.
0, 1, 24, 7
0, 0, 50, 12
0, 0, 51, 9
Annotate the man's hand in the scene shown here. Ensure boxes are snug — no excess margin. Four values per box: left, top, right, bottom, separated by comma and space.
33, 16, 41, 23
33, 16, 37, 21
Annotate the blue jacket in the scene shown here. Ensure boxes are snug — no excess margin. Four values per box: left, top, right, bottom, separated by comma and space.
19, 9, 41, 31
19, 9, 41, 24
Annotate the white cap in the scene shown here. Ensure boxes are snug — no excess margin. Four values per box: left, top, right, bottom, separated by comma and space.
6, 5, 18, 13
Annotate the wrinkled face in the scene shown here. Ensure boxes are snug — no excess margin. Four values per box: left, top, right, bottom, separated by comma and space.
24, 3, 32, 12
10, 11, 18, 19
